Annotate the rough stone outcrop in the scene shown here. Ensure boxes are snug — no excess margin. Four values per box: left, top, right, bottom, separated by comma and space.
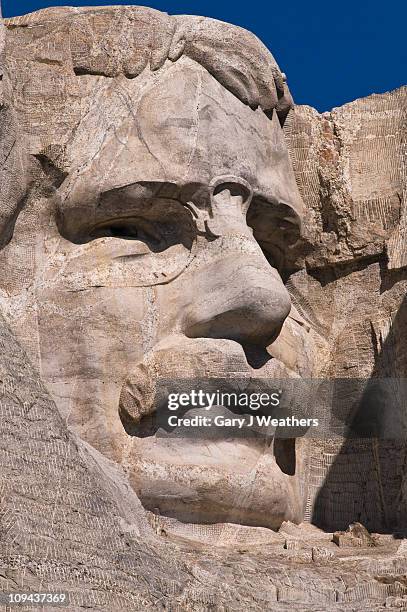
285, 88, 406, 270
284, 90, 407, 533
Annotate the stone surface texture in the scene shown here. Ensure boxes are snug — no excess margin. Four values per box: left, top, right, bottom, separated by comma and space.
0, 5, 405, 610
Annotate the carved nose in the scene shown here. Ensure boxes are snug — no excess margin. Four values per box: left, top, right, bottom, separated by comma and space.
185, 247, 291, 348
183, 178, 291, 348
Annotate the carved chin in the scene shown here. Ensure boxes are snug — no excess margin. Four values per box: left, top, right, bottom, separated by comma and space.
128, 437, 301, 529
119, 335, 303, 529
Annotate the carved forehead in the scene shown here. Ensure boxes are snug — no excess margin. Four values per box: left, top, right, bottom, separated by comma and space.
5, 5, 292, 120
4, 5, 303, 235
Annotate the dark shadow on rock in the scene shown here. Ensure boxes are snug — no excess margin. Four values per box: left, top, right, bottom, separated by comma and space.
312, 295, 407, 535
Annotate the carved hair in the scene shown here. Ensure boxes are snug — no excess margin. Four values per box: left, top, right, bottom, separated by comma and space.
5, 5, 293, 123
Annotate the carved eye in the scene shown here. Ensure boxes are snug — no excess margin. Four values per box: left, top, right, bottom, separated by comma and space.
89, 218, 161, 244
247, 197, 302, 275
91, 222, 139, 240
108, 224, 139, 240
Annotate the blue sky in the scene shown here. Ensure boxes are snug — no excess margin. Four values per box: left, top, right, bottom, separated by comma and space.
3, 0, 406, 112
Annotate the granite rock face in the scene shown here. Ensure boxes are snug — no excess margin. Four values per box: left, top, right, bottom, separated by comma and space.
2, 5, 306, 532
0, 5, 406, 610
285, 89, 406, 271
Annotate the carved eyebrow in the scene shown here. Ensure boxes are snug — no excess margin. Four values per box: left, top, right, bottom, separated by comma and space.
99, 181, 181, 202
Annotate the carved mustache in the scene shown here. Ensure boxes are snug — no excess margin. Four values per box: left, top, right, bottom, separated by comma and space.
118, 335, 298, 434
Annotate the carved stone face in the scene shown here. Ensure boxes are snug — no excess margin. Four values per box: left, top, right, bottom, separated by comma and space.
1, 7, 311, 529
